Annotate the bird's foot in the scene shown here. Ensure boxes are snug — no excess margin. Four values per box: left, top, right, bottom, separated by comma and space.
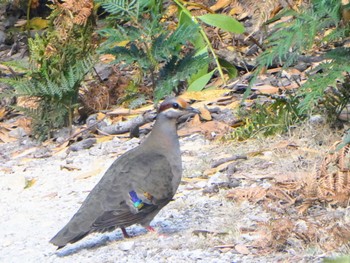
146, 226, 167, 238
146, 226, 156, 233
121, 227, 130, 238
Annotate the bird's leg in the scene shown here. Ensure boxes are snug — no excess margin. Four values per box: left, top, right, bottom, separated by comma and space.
121, 227, 130, 238
146, 226, 156, 233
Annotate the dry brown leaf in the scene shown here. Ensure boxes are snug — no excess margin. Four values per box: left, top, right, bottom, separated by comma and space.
165, 4, 178, 17
199, 106, 212, 121
100, 54, 115, 63
75, 167, 104, 180
234, 244, 250, 255
12, 147, 39, 159
60, 165, 81, 171
179, 120, 231, 140
0, 129, 16, 143
222, 100, 240, 110
229, 3, 244, 16
191, 113, 201, 126
181, 89, 231, 101
96, 135, 114, 144
24, 178, 37, 189
210, 0, 231, 11
252, 85, 279, 94
0, 108, 6, 119
52, 140, 70, 154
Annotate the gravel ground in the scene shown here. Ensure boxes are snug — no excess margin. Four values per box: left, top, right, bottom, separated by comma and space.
0, 134, 238, 262
0, 131, 329, 262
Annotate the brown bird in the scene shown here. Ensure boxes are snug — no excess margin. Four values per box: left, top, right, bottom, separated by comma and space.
50, 97, 199, 249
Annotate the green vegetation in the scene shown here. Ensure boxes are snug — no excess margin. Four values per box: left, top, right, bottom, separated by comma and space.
97, 0, 209, 102
97, 0, 244, 103
1, 2, 95, 140
257, 0, 349, 115
238, 0, 350, 139
232, 96, 304, 140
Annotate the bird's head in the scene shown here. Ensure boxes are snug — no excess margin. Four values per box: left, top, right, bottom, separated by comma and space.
157, 97, 199, 120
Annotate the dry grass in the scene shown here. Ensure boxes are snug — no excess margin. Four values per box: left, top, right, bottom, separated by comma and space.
224, 122, 350, 255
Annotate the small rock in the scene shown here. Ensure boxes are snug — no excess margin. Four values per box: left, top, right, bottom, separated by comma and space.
8, 127, 27, 138
277, 78, 292, 87
207, 172, 229, 186
194, 181, 207, 189
68, 138, 97, 152
226, 163, 237, 176
339, 105, 350, 122
187, 171, 202, 178
33, 147, 52, 158
94, 63, 113, 81
52, 127, 71, 141
0, 31, 6, 45
118, 241, 135, 251
309, 115, 325, 126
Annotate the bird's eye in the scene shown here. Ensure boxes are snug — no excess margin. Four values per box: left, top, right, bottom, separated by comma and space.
172, 103, 179, 109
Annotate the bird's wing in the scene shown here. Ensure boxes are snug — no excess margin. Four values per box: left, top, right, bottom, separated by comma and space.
91, 151, 175, 230
50, 150, 175, 247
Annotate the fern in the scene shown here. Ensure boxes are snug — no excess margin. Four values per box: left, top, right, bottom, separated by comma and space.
231, 96, 305, 140
155, 52, 208, 100
98, 1, 207, 102
129, 95, 147, 109
256, 0, 342, 71
298, 48, 350, 117
0, 1, 96, 140
248, 0, 349, 134
4, 56, 95, 140
95, 0, 139, 20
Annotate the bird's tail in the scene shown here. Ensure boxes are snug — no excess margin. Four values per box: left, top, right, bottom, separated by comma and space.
50, 226, 90, 249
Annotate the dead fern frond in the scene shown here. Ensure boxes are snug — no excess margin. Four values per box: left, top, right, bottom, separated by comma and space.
266, 187, 295, 205
300, 141, 350, 209
338, 145, 350, 172
226, 187, 267, 203
53, 0, 93, 27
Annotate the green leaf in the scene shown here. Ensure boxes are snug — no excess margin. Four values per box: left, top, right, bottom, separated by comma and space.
188, 69, 215, 91
198, 14, 245, 34
188, 47, 209, 84
179, 10, 205, 49
218, 58, 237, 79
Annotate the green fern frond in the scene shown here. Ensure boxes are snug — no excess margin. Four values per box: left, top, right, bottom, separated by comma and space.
152, 23, 199, 61
96, 0, 139, 19
106, 43, 151, 70
298, 61, 350, 112
257, 0, 342, 70
1, 59, 30, 73
129, 95, 147, 109
155, 52, 209, 100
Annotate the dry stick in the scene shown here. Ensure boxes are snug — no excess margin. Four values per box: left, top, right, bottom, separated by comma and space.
243, 32, 265, 51
56, 117, 106, 147
211, 155, 248, 168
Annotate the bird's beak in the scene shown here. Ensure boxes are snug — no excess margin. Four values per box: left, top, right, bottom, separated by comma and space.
185, 106, 200, 114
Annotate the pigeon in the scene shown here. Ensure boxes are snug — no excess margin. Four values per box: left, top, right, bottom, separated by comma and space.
50, 97, 199, 248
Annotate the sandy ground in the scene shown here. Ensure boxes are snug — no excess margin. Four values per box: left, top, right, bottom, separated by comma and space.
0, 128, 340, 262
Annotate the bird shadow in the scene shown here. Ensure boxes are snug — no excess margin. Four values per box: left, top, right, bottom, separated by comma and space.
55, 227, 145, 257
54, 222, 182, 257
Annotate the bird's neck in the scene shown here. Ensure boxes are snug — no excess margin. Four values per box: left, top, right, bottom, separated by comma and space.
146, 115, 180, 152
